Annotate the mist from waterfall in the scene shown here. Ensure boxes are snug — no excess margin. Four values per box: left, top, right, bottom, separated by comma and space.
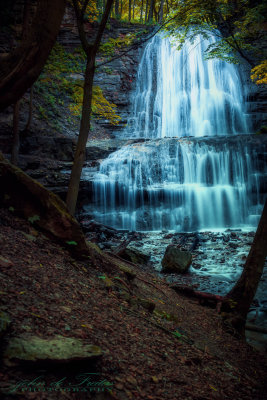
89, 34, 264, 232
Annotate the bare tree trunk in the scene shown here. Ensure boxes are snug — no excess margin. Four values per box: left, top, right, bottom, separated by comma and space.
11, 100, 20, 166
66, 0, 114, 215
115, 0, 120, 18
140, 0, 144, 22
129, 0, 132, 21
166, 0, 169, 14
133, 0, 136, 20
145, 0, 149, 22
66, 61, 94, 215
25, 86, 33, 130
148, 0, 155, 22
0, 0, 66, 110
159, 0, 164, 23
224, 199, 267, 332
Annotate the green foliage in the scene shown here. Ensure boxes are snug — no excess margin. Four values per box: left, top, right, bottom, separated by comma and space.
28, 215, 40, 224
35, 42, 120, 127
99, 33, 137, 56
164, 0, 266, 68
66, 241, 78, 246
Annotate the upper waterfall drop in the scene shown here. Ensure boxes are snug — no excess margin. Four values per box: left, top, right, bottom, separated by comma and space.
127, 34, 248, 138
86, 33, 265, 232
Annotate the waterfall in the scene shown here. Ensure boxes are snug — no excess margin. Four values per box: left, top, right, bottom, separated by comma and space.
127, 34, 249, 138
89, 33, 265, 232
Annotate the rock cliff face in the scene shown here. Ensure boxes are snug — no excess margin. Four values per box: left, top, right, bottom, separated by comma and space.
57, 15, 151, 138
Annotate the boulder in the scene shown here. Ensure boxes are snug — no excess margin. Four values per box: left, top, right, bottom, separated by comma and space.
3, 335, 102, 366
161, 245, 192, 273
119, 246, 150, 265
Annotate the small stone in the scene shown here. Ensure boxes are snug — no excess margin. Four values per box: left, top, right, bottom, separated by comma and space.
126, 375, 137, 385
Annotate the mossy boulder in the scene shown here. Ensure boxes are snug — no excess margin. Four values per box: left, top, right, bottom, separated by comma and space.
3, 335, 102, 366
161, 245, 192, 273
119, 246, 150, 266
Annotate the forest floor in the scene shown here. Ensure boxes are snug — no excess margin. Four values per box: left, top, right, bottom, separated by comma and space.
0, 207, 267, 400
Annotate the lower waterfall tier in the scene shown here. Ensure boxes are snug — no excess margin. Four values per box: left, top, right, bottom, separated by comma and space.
83, 135, 267, 232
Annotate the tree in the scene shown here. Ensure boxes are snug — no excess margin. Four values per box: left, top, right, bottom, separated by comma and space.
164, 0, 266, 67
0, 0, 66, 110
148, 0, 155, 22
66, 0, 114, 215
159, 0, 164, 23
223, 199, 267, 333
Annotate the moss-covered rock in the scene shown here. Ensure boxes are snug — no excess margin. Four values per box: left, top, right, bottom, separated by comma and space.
3, 335, 102, 366
161, 245, 192, 273
119, 246, 150, 266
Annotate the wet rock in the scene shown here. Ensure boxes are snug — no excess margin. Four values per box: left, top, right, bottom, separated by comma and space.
119, 246, 150, 265
3, 335, 102, 366
229, 242, 238, 249
161, 245, 192, 273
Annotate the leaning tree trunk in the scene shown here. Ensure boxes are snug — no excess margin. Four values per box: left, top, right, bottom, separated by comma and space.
66, 0, 114, 216
0, 0, 66, 110
11, 100, 20, 166
224, 199, 267, 332
66, 59, 95, 215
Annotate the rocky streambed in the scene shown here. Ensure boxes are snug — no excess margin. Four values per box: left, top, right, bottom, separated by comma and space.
79, 217, 267, 350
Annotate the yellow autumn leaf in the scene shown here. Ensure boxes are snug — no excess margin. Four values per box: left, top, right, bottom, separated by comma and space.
209, 385, 217, 391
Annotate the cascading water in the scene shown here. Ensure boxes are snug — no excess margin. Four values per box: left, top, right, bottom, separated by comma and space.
88, 33, 265, 232
127, 34, 249, 138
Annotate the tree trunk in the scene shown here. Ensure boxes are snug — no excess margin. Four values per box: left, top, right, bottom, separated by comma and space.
66, 60, 95, 216
128, 0, 132, 21
148, 0, 155, 22
115, 0, 120, 18
145, 0, 149, 22
0, 0, 66, 110
25, 86, 33, 131
66, 0, 114, 215
133, 0, 136, 20
140, 0, 144, 22
225, 199, 267, 332
11, 100, 20, 166
159, 0, 164, 23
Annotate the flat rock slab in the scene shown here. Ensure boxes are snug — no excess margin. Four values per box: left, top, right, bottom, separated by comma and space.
3, 335, 102, 366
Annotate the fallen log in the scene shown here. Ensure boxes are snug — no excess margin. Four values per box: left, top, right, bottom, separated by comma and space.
245, 323, 267, 335
113, 238, 133, 255
170, 284, 225, 310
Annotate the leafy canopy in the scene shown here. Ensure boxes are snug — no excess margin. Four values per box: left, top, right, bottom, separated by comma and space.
164, 0, 266, 70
